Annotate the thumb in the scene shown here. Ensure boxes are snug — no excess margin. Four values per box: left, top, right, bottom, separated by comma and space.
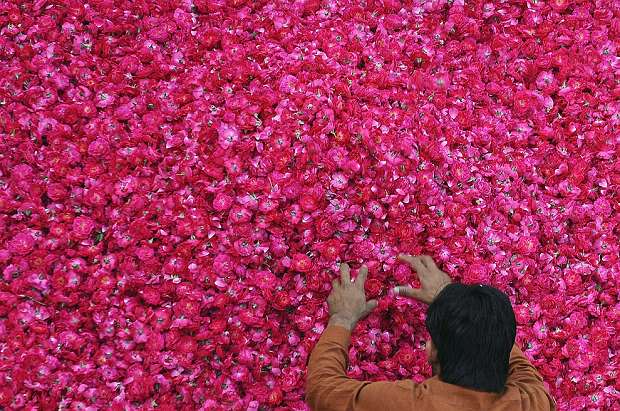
393, 286, 424, 300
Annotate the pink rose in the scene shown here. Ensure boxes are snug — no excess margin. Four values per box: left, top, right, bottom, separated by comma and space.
217, 123, 239, 149
72, 216, 95, 239
87, 139, 109, 157
9, 232, 35, 255
272, 291, 291, 310
141, 286, 161, 305
11, 164, 32, 180
233, 238, 254, 256
135, 246, 154, 261
213, 253, 234, 275
292, 253, 313, 272
517, 236, 540, 255
330, 173, 349, 190
127, 375, 154, 401
1, 2, 617, 407
253, 270, 277, 289
364, 278, 383, 298
46, 183, 68, 201
395, 346, 416, 367
213, 192, 234, 211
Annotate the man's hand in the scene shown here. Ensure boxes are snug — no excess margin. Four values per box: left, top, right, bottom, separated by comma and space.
394, 254, 452, 304
327, 263, 378, 331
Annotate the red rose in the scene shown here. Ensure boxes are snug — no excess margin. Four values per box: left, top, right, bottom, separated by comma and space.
395, 346, 416, 367
267, 387, 283, 406
87, 139, 109, 157
272, 291, 291, 310
564, 271, 583, 295
292, 253, 313, 272
213, 193, 234, 211
0, 387, 13, 406
141, 286, 161, 305
46, 183, 68, 201
299, 194, 318, 211
127, 375, 154, 401
9, 232, 35, 255
364, 278, 383, 298
128, 219, 150, 240
316, 218, 336, 238
72, 216, 95, 240
174, 298, 200, 317
209, 319, 227, 334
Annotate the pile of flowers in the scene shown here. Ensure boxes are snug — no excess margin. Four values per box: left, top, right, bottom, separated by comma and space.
0, 0, 619, 409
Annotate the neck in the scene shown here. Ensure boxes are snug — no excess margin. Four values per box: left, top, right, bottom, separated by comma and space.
431, 361, 441, 377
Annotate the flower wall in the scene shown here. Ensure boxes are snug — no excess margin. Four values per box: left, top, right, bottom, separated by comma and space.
1, 0, 619, 409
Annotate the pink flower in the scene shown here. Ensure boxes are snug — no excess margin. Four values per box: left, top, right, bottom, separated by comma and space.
535, 71, 557, 94
127, 375, 154, 401
229, 206, 253, 224
11, 164, 33, 180
517, 236, 539, 255
513, 91, 540, 117
331, 173, 349, 190
364, 278, 383, 298
213, 192, 234, 211
213, 253, 234, 276
87, 139, 110, 157
253, 270, 277, 289
141, 286, 161, 306
218, 123, 239, 149
9, 232, 35, 255
72, 216, 96, 239
46, 183, 68, 201
292, 253, 313, 272
272, 291, 292, 310
395, 346, 416, 367
549, 0, 572, 12
135, 246, 154, 261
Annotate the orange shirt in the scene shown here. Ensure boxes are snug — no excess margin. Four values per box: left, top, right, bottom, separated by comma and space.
306, 325, 556, 411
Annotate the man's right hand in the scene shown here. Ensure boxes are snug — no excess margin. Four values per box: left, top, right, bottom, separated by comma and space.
394, 254, 452, 304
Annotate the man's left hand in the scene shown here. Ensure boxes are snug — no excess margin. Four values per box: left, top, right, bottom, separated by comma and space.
327, 263, 378, 331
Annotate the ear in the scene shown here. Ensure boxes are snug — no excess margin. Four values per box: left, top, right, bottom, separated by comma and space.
426, 339, 438, 363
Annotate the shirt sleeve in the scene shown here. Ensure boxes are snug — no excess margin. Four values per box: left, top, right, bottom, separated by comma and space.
305, 325, 415, 411
507, 344, 557, 411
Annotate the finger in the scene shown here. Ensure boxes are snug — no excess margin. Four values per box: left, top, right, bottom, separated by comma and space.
397, 253, 412, 263
398, 254, 427, 276
340, 263, 351, 284
420, 255, 438, 270
356, 265, 368, 288
393, 285, 424, 300
332, 279, 340, 290
361, 299, 378, 317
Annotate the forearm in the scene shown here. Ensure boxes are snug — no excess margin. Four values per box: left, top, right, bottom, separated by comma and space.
306, 325, 369, 410
508, 344, 556, 409
508, 344, 544, 384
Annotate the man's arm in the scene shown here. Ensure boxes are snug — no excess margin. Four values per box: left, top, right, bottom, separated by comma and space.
306, 324, 415, 411
394, 254, 555, 409
306, 263, 415, 410
305, 325, 369, 410
507, 344, 557, 410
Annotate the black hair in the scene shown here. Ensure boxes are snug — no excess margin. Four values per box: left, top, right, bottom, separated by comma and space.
425, 283, 517, 393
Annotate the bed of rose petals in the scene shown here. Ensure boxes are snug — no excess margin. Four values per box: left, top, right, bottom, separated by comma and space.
0, 0, 619, 409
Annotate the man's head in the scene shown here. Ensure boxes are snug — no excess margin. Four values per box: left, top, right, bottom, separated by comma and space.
424, 283, 517, 393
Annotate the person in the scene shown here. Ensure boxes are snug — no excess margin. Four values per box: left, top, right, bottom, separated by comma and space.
306, 254, 556, 410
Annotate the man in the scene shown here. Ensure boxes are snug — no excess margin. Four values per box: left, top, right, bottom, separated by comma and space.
306, 254, 556, 410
